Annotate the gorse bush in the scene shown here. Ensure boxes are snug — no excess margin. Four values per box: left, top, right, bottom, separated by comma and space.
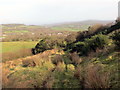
52, 54, 63, 65
32, 38, 53, 54
84, 64, 110, 88
88, 24, 104, 33
66, 34, 110, 56
32, 37, 66, 54
53, 68, 80, 88
76, 24, 107, 42
85, 34, 109, 50
112, 30, 120, 50
65, 32, 77, 44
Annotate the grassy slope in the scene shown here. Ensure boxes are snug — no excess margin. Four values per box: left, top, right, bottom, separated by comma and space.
1, 23, 119, 88
2, 48, 119, 88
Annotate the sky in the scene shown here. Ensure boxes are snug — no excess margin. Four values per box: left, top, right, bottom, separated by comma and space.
0, 0, 119, 25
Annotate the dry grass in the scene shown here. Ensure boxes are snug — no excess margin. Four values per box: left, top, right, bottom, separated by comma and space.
56, 62, 66, 72
84, 64, 110, 88
52, 54, 63, 65
74, 66, 83, 79
2, 68, 10, 88
74, 64, 110, 88
2, 49, 65, 88
22, 49, 63, 67
70, 52, 82, 65
2, 48, 33, 62
22, 55, 42, 67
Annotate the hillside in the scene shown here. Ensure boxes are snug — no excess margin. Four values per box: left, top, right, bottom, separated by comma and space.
2, 47, 120, 88
46, 20, 113, 26
2, 20, 120, 89
46, 20, 113, 31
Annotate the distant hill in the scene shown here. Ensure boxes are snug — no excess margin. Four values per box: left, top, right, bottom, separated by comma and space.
46, 20, 113, 27
46, 20, 113, 31
2, 24, 26, 27
1, 20, 114, 32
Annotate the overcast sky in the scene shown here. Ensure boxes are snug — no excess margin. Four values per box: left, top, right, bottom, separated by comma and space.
0, 0, 119, 25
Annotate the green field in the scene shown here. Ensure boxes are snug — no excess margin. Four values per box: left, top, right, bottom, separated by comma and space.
1, 41, 38, 53
4, 30, 29, 33
51, 25, 89, 31
51, 27, 80, 31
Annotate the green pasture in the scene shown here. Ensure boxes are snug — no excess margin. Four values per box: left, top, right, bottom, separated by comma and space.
1, 41, 38, 53
51, 27, 80, 31
4, 30, 29, 33
51, 25, 89, 31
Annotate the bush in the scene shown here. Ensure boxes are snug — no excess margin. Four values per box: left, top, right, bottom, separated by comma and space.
65, 33, 77, 44
32, 38, 53, 54
56, 62, 66, 72
51, 54, 63, 65
75, 64, 110, 88
85, 34, 109, 51
112, 31, 120, 50
74, 41, 89, 55
76, 24, 107, 42
22, 55, 42, 67
88, 24, 104, 33
84, 64, 110, 88
70, 52, 82, 65
53, 68, 80, 88
22, 59, 36, 67
66, 34, 110, 56
33, 37, 66, 54
67, 64, 75, 71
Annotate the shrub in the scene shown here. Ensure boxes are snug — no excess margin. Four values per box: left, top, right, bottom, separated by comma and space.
112, 31, 120, 50
65, 33, 77, 44
70, 52, 82, 65
56, 62, 66, 72
70, 34, 110, 55
33, 37, 66, 54
88, 24, 104, 33
74, 41, 89, 55
22, 55, 43, 67
53, 69, 80, 88
51, 54, 63, 65
84, 64, 110, 88
74, 66, 84, 80
5, 65, 54, 88
67, 64, 75, 71
22, 59, 36, 67
76, 24, 107, 42
85, 34, 109, 50
42, 61, 55, 71
75, 64, 110, 88
33, 39, 52, 54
